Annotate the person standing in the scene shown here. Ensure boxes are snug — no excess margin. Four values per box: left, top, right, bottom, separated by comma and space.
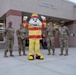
46, 22, 55, 55
59, 21, 70, 56
16, 24, 27, 56
4, 21, 15, 57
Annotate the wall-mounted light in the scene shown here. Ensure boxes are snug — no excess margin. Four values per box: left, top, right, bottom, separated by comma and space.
71, 33, 75, 36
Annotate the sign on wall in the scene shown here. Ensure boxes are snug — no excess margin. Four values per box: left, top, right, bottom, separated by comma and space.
39, 2, 57, 10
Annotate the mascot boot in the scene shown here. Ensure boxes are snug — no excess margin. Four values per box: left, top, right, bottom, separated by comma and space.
36, 54, 44, 60
28, 55, 34, 60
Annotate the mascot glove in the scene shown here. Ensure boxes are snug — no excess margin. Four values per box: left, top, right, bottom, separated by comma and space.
23, 16, 28, 20
41, 16, 46, 20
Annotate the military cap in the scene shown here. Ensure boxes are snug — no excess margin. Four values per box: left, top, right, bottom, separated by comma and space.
47, 22, 52, 26
8, 21, 12, 24
20, 23, 24, 26
60, 20, 65, 24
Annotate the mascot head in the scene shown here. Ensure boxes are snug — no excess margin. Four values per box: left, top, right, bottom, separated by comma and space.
29, 13, 42, 27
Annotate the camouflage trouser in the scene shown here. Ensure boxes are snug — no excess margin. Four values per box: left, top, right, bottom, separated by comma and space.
5, 37, 14, 52
18, 38, 26, 52
59, 38, 68, 51
46, 37, 55, 51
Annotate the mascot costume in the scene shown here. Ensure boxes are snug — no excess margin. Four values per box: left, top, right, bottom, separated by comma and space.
23, 13, 46, 60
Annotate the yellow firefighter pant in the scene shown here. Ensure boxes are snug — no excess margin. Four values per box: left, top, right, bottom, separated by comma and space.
29, 39, 41, 55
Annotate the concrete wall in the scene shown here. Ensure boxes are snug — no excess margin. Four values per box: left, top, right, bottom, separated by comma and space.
74, 5, 76, 19
0, 0, 74, 20
10, 0, 74, 20
67, 21, 76, 47
68, 6, 76, 47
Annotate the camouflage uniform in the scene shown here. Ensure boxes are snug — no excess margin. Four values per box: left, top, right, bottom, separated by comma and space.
4, 26, 15, 57
46, 27, 55, 55
59, 26, 70, 56
16, 25, 27, 56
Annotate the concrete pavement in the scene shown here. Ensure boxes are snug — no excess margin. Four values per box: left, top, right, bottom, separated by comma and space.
0, 48, 76, 75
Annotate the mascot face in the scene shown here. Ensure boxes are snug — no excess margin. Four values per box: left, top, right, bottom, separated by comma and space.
29, 13, 42, 27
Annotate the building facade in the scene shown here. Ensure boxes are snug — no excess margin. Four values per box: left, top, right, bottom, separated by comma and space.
0, 0, 76, 49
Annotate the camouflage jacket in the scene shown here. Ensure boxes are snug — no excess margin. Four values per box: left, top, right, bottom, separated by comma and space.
59, 26, 70, 38
4, 27, 15, 38
46, 27, 55, 37
16, 28, 28, 39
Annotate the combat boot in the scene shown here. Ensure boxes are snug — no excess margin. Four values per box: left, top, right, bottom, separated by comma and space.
52, 50, 55, 55
64, 50, 68, 56
19, 49, 21, 56
19, 51, 21, 56
23, 51, 27, 56
52, 45, 55, 55
47, 47, 51, 55
4, 50, 8, 57
10, 51, 14, 57
59, 50, 63, 56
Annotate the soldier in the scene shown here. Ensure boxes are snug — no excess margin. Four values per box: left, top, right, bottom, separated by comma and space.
4, 21, 15, 57
16, 24, 27, 56
46, 22, 55, 55
59, 21, 70, 56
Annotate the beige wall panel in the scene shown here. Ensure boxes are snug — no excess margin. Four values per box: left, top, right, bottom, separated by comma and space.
0, 0, 10, 17
0, 0, 75, 20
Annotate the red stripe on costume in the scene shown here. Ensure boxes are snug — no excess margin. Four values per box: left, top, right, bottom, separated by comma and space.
23, 20, 26, 23
42, 20, 46, 22
28, 28, 42, 30
23, 23, 28, 28
26, 24, 28, 28
42, 20, 46, 27
29, 35, 42, 38
23, 20, 28, 28
31, 16, 38, 18
36, 54, 39, 57
42, 24, 44, 28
